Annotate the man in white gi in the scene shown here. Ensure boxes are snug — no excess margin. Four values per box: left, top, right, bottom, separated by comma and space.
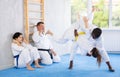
11, 32, 42, 70
32, 22, 61, 65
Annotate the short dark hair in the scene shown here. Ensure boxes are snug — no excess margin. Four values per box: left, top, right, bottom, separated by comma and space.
91, 28, 102, 39
36, 22, 44, 26
13, 32, 22, 39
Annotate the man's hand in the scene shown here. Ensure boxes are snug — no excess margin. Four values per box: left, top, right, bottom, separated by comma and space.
46, 30, 53, 36
52, 51, 57, 56
50, 49, 57, 56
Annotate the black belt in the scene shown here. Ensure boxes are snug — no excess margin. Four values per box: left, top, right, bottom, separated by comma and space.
38, 49, 53, 59
14, 55, 19, 68
38, 49, 50, 51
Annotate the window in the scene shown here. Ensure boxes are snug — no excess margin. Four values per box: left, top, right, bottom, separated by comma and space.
112, 0, 120, 28
71, 0, 87, 24
92, 0, 109, 28
71, 0, 120, 29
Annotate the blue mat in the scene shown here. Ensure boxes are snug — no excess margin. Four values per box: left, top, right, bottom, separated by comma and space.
0, 53, 120, 77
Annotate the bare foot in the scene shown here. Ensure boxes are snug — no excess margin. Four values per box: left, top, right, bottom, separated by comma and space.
27, 66, 34, 71
35, 65, 43, 68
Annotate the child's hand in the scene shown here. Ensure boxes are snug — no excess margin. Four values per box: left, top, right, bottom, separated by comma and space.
74, 29, 78, 37
13, 40, 21, 46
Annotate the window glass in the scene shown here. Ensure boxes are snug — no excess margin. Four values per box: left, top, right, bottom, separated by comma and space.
112, 0, 120, 28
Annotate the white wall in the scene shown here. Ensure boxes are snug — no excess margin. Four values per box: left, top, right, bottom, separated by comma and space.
0, 0, 24, 70
44, 0, 71, 39
102, 29, 120, 52
44, 0, 71, 55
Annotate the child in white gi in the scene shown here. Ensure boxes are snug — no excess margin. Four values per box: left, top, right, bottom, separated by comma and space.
11, 32, 42, 70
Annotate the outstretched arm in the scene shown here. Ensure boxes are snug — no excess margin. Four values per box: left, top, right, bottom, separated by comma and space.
45, 30, 53, 36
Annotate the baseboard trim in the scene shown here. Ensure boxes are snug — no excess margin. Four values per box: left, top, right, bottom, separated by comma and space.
0, 63, 14, 70
108, 51, 120, 54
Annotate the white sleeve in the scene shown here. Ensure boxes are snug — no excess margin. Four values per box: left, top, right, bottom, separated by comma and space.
88, 12, 94, 26
12, 43, 24, 52
62, 26, 75, 40
79, 18, 86, 30
32, 31, 41, 43
21, 42, 27, 47
84, 29, 91, 39
22, 42, 33, 50
96, 37, 104, 50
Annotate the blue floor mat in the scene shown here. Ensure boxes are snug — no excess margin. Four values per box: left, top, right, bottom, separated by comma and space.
0, 53, 120, 77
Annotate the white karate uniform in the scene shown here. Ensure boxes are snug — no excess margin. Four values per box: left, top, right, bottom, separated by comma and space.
11, 42, 40, 68
62, 16, 86, 42
69, 35, 93, 61
87, 33, 110, 62
88, 11, 94, 27
70, 26, 110, 62
67, 18, 90, 60
32, 31, 61, 65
